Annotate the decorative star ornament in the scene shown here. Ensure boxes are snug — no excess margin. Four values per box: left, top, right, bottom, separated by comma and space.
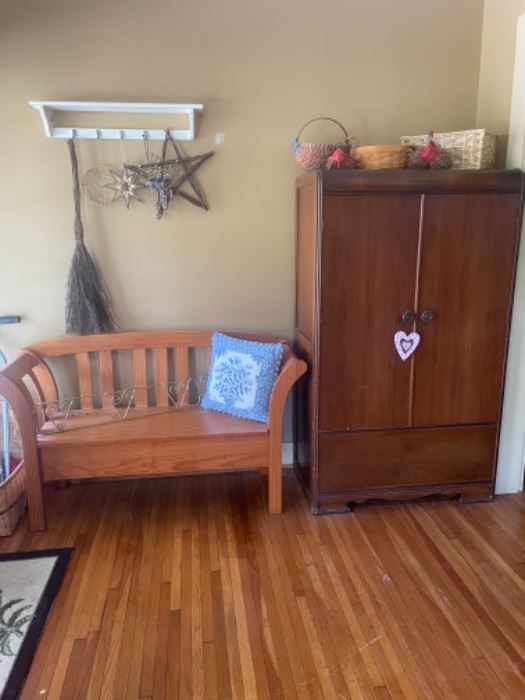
103, 167, 146, 208
165, 136, 213, 211
127, 132, 214, 219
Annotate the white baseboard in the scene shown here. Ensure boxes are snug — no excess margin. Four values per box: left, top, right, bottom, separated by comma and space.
282, 442, 293, 466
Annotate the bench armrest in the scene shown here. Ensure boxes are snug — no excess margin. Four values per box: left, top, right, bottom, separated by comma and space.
0, 368, 40, 457
0, 361, 46, 530
0, 352, 40, 429
268, 347, 307, 435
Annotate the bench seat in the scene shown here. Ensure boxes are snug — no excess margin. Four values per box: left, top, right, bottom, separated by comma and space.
38, 405, 268, 445
38, 406, 269, 480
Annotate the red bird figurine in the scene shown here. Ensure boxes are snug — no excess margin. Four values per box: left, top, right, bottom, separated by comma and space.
418, 138, 440, 164
326, 147, 351, 169
407, 131, 452, 170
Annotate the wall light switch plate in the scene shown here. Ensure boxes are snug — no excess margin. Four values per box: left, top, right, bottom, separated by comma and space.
215, 132, 225, 145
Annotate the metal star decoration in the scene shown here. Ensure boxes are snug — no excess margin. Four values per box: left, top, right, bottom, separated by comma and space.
126, 132, 214, 219
104, 167, 146, 208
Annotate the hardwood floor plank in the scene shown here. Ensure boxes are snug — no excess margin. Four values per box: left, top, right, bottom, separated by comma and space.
60, 637, 86, 699
190, 481, 205, 700
100, 571, 133, 700
223, 491, 259, 698
85, 588, 120, 699
112, 486, 148, 699
385, 506, 513, 698
407, 505, 525, 696
152, 582, 171, 700
8, 472, 525, 699
166, 609, 181, 700
210, 570, 234, 699
19, 506, 102, 699
74, 631, 100, 700
283, 514, 362, 699
178, 528, 194, 698
215, 477, 248, 699
139, 624, 157, 698
261, 498, 325, 698
203, 640, 219, 700
242, 478, 298, 700
345, 512, 447, 698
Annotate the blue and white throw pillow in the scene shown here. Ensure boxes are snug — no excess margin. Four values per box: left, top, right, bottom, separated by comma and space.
201, 333, 284, 423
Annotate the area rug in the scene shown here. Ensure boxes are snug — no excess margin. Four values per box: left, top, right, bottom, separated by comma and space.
0, 549, 73, 699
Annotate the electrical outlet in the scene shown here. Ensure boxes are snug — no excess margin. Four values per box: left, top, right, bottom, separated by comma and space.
215, 132, 225, 145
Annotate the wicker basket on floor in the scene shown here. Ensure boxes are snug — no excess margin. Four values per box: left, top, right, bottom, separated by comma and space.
400, 129, 497, 169
0, 462, 26, 536
352, 144, 409, 170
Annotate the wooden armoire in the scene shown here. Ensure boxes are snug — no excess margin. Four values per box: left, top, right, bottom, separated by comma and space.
294, 169, 524, 513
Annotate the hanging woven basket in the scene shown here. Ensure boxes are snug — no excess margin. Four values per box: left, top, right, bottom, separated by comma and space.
292, 117, 351, 171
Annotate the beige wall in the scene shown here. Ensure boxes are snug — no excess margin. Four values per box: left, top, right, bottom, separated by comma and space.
477, 0, 525, 163
0, 0, 484, 361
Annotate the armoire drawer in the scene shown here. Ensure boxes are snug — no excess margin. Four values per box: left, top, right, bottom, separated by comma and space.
318, 425, 497, 491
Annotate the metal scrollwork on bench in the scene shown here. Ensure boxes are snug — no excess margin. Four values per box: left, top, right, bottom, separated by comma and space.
38, 376, 208, 434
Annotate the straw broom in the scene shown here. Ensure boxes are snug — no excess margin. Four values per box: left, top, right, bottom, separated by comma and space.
65, 139, 115, 335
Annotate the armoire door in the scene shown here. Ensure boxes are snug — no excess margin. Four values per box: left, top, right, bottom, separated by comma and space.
413, 193, 521, 426
319, 194, 421, 431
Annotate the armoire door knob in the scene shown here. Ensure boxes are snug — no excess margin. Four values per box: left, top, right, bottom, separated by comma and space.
401, 310, 415, 324
420, 309, 435, 323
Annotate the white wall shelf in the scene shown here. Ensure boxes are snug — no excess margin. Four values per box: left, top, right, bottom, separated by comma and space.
28, 101, 204, 140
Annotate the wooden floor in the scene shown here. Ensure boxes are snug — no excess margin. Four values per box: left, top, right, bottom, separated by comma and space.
4, 471, 525, 699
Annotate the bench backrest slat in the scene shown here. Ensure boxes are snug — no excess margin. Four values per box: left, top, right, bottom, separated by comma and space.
76, 352, 94, 409
133, 349, 148, 408
99, 351, 115, 408
13, 331, 286, 412
175, 347, 190, 405
27, 331, 217, 356
154, 347, 169, 407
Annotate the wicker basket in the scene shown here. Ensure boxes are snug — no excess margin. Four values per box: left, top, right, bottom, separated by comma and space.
400, 129, 497, 169
292, 117, 351, 171
0, 462, 26, 536
352, 145, 409, 170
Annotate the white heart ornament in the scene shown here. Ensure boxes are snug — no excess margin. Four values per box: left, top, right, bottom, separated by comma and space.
394, 331, 420, 361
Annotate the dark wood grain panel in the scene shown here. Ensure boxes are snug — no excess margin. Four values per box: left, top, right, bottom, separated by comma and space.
318, 424, 497, 491
319, 194, 421, 431
297, 169, 524, 194
413, 194, 521, 426
296, 183, 318, 342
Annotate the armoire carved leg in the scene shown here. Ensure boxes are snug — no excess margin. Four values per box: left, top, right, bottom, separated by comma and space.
459, 483, 494, 504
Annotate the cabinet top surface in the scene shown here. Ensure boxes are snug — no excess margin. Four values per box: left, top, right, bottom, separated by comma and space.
296, 169, 524, 194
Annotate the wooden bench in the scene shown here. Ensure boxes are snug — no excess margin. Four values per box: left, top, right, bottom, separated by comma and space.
0, 331, 307, 531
